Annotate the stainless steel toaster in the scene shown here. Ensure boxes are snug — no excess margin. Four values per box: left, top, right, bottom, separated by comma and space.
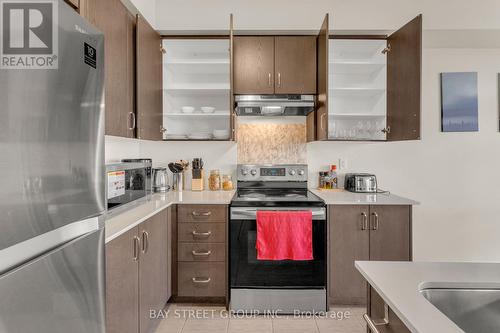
344, 173, 377, 193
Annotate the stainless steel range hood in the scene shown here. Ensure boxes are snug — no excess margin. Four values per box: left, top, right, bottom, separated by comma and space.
235, 95, 315, 116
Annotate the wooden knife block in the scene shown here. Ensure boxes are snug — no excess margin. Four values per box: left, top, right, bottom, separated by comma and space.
191, 169, 204, 191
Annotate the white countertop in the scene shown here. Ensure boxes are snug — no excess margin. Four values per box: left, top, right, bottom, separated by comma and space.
311, 188, 419, 205
355, 261, 500, 333
105, 190, 235, 243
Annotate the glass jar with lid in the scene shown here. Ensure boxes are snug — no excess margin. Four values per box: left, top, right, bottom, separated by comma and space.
208, 169, 221, 191
222, 174, 234, 191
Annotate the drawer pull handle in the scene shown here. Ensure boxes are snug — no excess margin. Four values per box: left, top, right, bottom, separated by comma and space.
192, 211, 212, 217
192, 231, 212, 238
363, 304, 389, 333
192, 277, 211, 284
192, 250, 212, 257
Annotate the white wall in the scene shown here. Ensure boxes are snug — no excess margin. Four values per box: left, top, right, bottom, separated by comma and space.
307, 48, 500, 262
155, 0, 500, 33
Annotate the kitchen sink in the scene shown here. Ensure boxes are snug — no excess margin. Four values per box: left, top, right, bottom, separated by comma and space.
420, 288, 500, 333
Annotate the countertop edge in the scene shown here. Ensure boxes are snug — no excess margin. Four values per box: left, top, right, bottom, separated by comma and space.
104, 191, 235, 244
105, 201, 174, 243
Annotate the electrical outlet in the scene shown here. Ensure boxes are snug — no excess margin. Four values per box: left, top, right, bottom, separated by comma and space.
338, 158, 348, 170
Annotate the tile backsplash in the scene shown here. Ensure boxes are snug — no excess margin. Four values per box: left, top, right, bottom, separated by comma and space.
237, 121, 307, 164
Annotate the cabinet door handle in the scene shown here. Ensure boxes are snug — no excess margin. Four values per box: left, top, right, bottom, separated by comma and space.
192, 277, 211, 284
361, 212, 368, 230
268, 73, 272, 87
192, 211, 212, 217
132, 236, 140, 262
320, 113, 326, 131
192, 231, 212, 238
141, 231, 149, 253
277, 72, 281, 87
128, 112, 136, 130
192, 250, 212, 257
371, 212, 379, 230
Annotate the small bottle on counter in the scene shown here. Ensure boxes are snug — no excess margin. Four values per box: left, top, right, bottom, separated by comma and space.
319, 172, 328, 189
222, 174, 234, 191
329, 165, 338, 189
208, 169, 221, 191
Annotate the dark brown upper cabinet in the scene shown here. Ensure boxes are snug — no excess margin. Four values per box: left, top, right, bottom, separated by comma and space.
386, 15, 422, 141
233, 36, 317, 95
64, 0, 79, 10
313, 14, 329, 142
233, 36, 275, 94
83, 0, 136, 138
275, 36, 317, 94
136, 15, 163, 141
316, 14, 422, 142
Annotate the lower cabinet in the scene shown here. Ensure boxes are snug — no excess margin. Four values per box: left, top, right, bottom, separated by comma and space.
175, 204, 228, 302
329, 205, 411, 306
106, 207, 171, 333
106, 227, 139, 333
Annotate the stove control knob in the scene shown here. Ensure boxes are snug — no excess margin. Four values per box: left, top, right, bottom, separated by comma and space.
298, 169, 305, 176
241, 169, 248, 176
289, 169, 296, 176
250, 169, 257, 176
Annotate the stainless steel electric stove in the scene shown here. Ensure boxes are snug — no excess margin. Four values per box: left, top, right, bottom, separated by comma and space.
230, 164, 327, 314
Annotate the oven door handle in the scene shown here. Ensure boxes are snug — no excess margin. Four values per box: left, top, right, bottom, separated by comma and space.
231, 208, 326, 220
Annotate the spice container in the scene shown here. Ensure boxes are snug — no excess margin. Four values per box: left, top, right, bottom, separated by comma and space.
222, 174, 234, 191
208, 169, 221, 191
319, 172, 328, 189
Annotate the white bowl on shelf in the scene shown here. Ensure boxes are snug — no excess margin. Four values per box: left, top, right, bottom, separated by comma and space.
201, 106, 216, 113
181, 106, 195, 113
213, 129, 230, 139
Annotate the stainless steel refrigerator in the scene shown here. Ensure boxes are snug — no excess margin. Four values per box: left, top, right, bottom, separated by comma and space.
0, 1, 106, 332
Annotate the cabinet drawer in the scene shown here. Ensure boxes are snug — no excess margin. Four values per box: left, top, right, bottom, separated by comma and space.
178, 223, 225, 243
178, 243, 226, 262
178, 262, 225, 297
178, 205, 227, 223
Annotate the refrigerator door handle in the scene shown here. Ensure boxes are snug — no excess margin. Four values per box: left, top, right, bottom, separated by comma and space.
0, 216, 101, 275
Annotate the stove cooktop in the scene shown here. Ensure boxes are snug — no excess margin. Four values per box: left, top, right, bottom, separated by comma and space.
231, 188, 325, 207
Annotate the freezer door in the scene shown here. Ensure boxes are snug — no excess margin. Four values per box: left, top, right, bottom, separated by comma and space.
0, 0, 105, 251
0, 228, 105, 333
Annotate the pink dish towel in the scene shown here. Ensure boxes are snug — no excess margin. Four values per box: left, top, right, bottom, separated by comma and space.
256, 211, 313, 261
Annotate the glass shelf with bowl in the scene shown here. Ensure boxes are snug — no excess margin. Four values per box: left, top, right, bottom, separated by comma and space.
162, 39, 231, 141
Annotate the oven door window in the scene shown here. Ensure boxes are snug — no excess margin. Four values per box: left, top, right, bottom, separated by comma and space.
230, 219, 326, 288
